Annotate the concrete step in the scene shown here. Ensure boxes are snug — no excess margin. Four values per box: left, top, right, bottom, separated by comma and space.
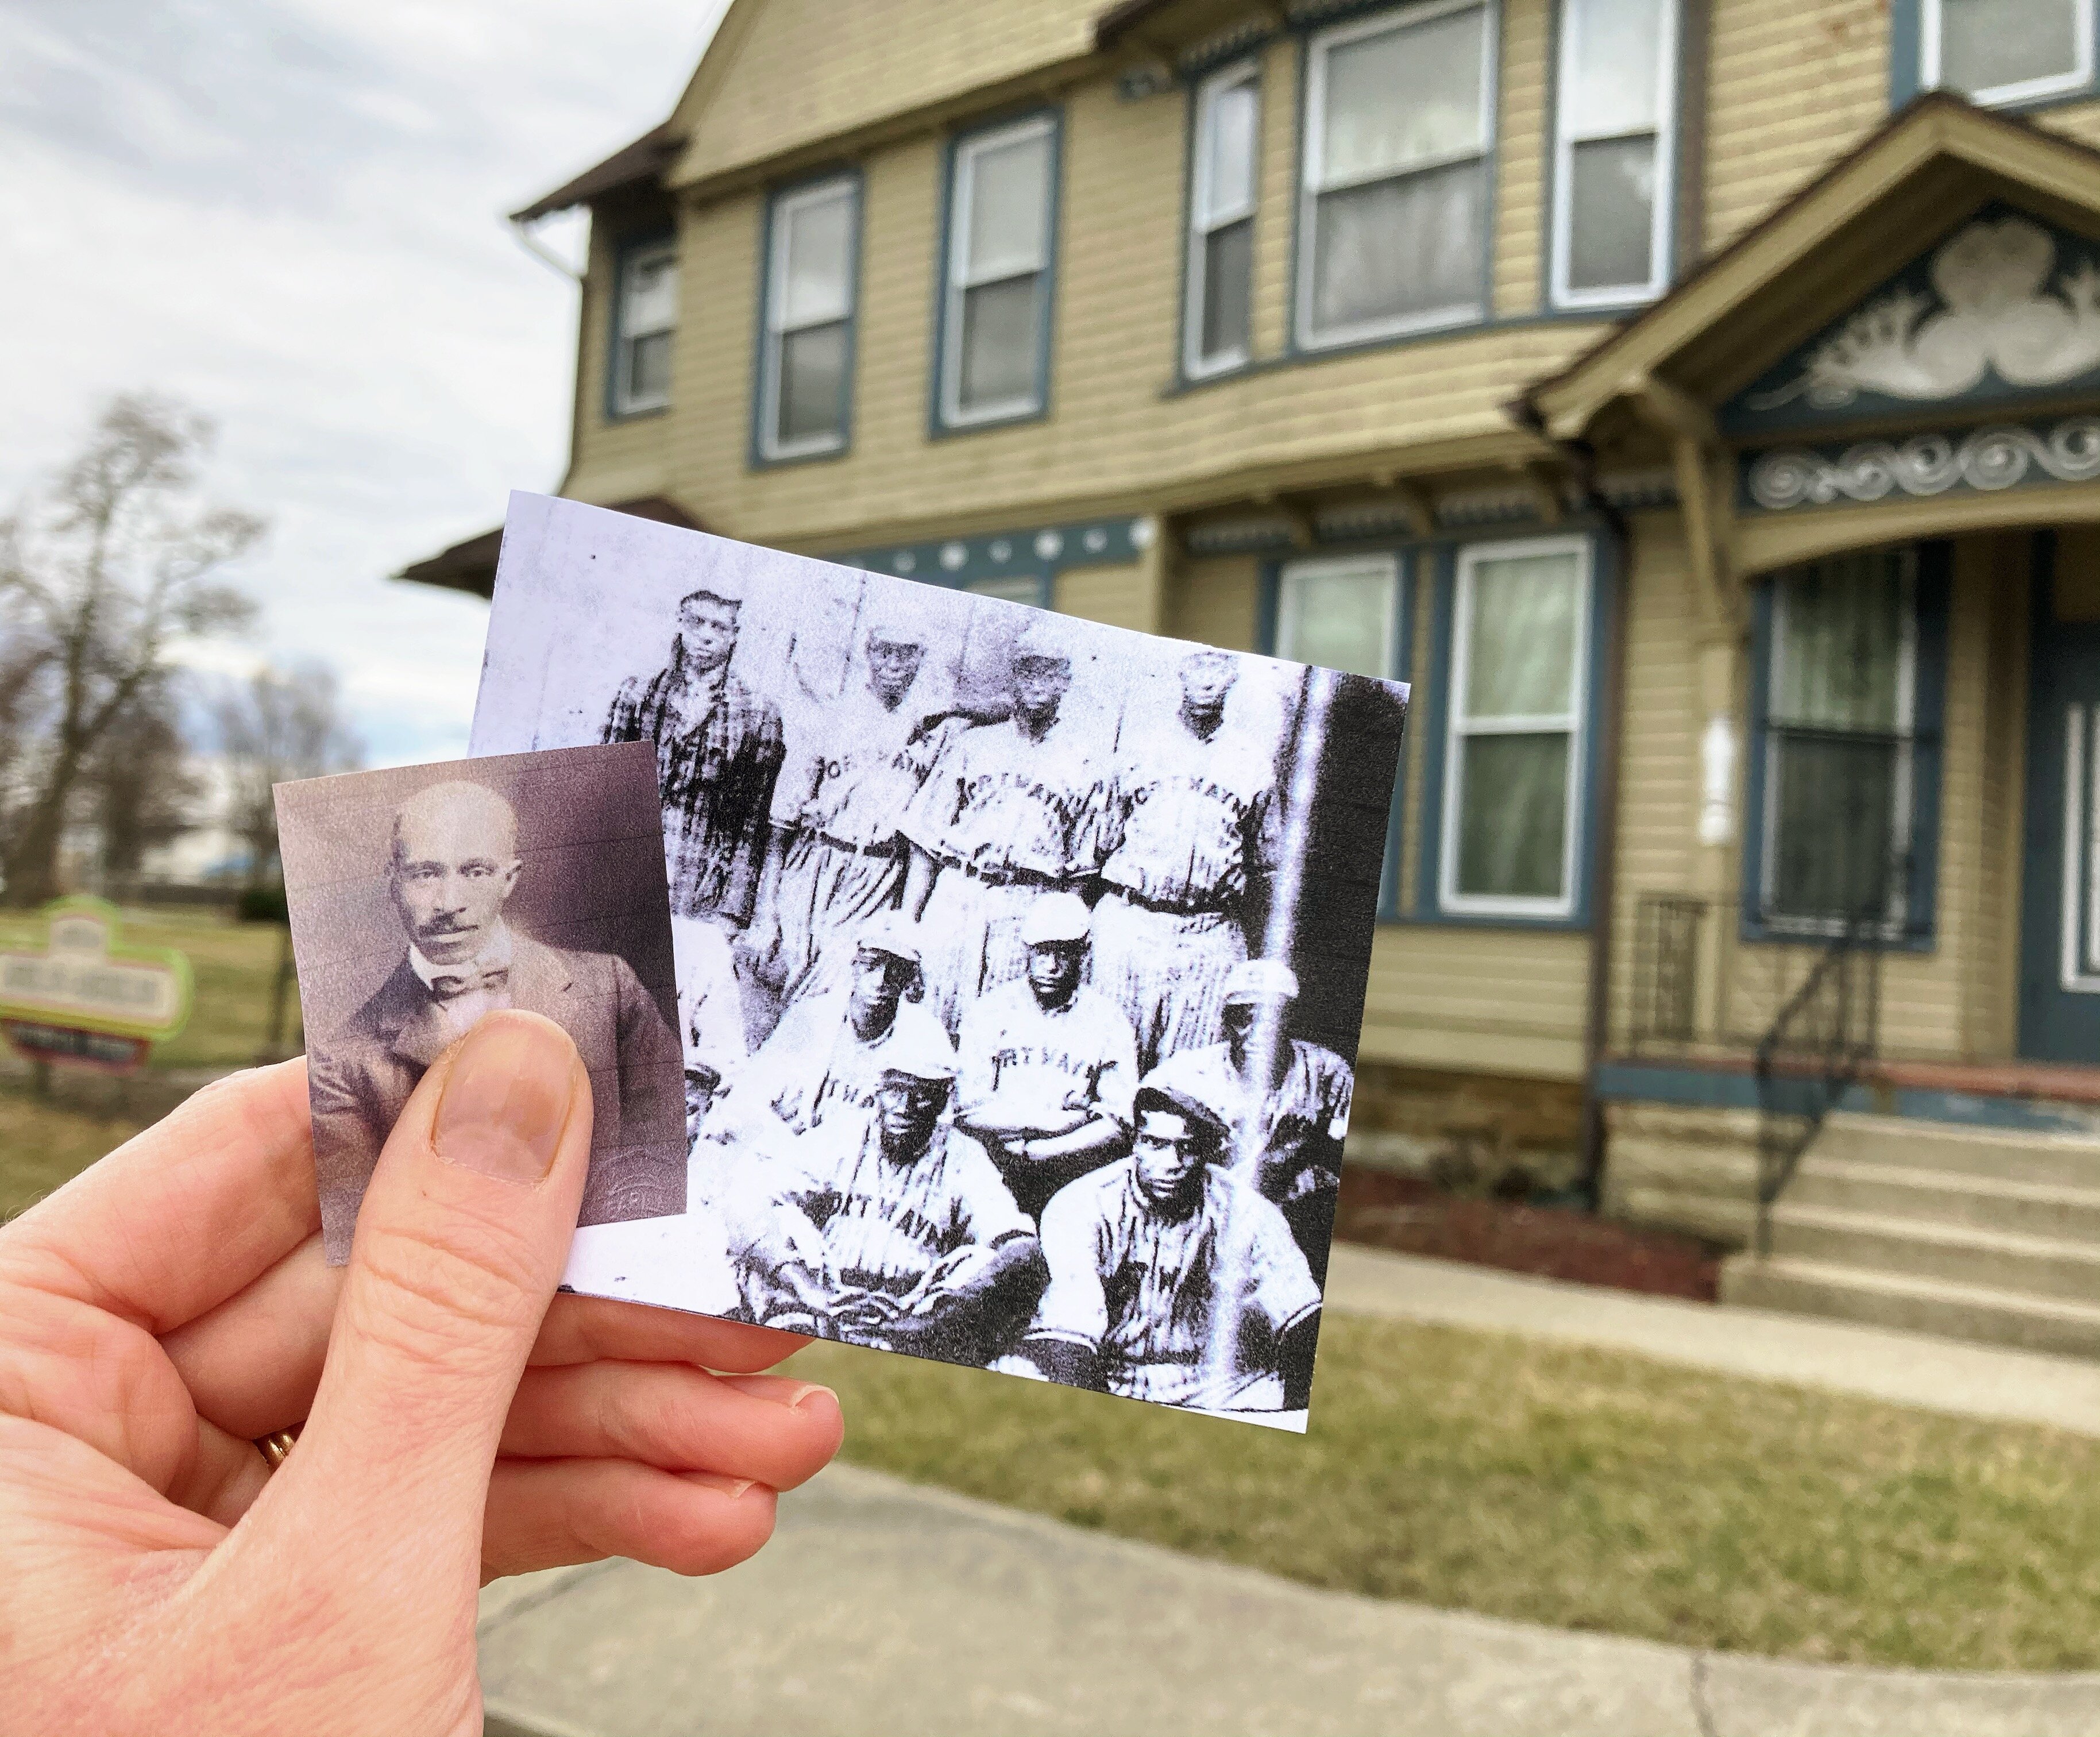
1816, 1113, 2100, 1189
1766, 1204, 2100, 1306
1786, 1156, 2100, 1242
1721, 1252, 2100, 1361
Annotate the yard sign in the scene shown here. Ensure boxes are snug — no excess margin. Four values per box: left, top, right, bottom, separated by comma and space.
0, 896, 192, 1073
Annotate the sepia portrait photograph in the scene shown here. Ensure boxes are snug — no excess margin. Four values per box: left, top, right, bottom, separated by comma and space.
471, 493, 1408, 1429
276, 742, 687, 1262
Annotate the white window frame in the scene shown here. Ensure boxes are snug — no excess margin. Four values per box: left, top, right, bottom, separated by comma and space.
1548, 0, 1680, 310
1439, 535, 1592, 920
1184, 59, 1262, 380
1923, 0, 2094, 107
1274, 553, 1403, 678
611, 236, 677, 417
1758, 559, 1919, 939
759, 175, 860, 461
1296, 0, 1499, 353
940, 113, 1057, 429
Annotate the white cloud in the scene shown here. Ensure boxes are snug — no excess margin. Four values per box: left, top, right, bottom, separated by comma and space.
0, 0, 726, 770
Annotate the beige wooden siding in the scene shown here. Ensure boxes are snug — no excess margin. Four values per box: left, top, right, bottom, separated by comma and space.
1703, 0, 1889, 253
1250, 35, 1298, 362
1362, 926, 1590, 1078
1964, 532, 2029, 1057
1167, 554, 1260, 653
1493, 0, 1549, 318
1055, 561, 1153, 634
674, 0, 1099, 186
2036, 99, 2100, 152
564, 215, 680, 507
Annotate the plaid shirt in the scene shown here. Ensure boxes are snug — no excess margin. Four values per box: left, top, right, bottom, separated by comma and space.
604, 651, 785, 924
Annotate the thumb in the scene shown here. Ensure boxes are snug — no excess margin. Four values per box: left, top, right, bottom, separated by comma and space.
272, 1010, 591, 1575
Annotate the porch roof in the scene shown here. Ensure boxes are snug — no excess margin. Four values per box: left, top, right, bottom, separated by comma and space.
1526, 95, 2100, 447
396, 495, 704, 600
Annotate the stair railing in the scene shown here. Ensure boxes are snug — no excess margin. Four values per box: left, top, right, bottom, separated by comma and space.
1751, 908, 1885, 1257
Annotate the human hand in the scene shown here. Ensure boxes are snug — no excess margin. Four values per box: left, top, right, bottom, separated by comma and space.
0, 1010, 843, 1735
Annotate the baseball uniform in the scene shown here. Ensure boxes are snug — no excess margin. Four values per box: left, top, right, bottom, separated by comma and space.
956, 976, 1138, 1219
900, 716, 1106, 1033
766, 684, 962, 1003
1026, 1158, 1322, 1412
1093, 721, 1280, 1071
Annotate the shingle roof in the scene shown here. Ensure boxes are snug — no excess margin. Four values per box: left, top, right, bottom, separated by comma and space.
509, 121, 685, 223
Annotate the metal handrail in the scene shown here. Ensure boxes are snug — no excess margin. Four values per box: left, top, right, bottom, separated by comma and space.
1751, 911, 1883, 1257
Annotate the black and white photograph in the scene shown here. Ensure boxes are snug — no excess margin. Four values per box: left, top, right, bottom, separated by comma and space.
276, 742, 688, 1263
471, 493, 1408, 1429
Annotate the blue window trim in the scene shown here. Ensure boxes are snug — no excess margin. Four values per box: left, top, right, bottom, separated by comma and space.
1176, 56, 1267, 388
1888, 0, 2099, 112
604, 228, 675, 424
1257, 546, 1415, 920
748, 165, 864, 470
1738, 543, 1950, 952
928, 106, 1064, 439
1411, 528, 1613, 931
1286, 0, 1503, 361
1539, 0, 1686, 315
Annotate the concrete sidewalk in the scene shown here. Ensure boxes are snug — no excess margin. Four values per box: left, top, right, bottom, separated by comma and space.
478, 1250, 2100, 1736
478, 1465, 2100, 1737
1323, 1243, 2100, 1436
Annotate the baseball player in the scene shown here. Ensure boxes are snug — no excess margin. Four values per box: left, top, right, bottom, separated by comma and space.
1092, 646, 1281, 1072
1014, 1070, 1322, 1415
748, 609, 963, 1010
1151, 959, 1353, 1284
955, 891, 1137, 1221
698, 915, 947, 1173
720, 1024, 1044, 1367
900, 620, 1107, 1034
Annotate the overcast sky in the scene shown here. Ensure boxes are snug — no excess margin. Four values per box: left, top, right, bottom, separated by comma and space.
0, 0, 727, 767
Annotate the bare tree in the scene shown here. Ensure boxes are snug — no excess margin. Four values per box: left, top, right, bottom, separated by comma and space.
0, 396, 261, 906
88, 678, 204, 884
217, 662, 362, 889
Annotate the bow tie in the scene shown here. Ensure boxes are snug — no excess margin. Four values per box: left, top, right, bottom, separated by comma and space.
427, 964, 509, 1001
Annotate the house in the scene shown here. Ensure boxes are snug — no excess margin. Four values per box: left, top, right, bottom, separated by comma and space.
406, 0, 2100, 1353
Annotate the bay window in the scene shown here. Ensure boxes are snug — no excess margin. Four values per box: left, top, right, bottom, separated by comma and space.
940, 114, 1060, 428
1274, 554, 1403, 680
1551, 0, 1678, 307
611, 237, 676, 417
759, 175, 859, 460
1298, 1, 1496, 350
1439, 539, 1591, 917
1186, 61, 1261, 378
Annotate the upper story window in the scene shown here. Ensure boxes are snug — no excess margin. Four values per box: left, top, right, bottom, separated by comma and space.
1298, 1, 1496, 352
759, 175, 860, 461
1185, 61, 1261, 379
611, 236, 677, 417
1275, 554, 1402, 679
1924, 0, 2093, 107
1550, 0, 1678, 307
940, 113, 1060, 429
1439, 538, 1591, 918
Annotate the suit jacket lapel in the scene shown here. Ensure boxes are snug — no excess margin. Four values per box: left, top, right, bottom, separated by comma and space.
372, 958, 454, 1071
507, 936, 574, 1020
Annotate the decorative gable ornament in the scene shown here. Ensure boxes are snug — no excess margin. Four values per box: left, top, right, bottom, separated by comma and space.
1726, 210, 2100, 434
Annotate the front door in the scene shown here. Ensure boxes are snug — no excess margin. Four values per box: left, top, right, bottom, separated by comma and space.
2020, 536, 2100, 1063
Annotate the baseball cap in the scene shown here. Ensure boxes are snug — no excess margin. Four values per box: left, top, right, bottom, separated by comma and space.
1020, 891, 1091, 948
878, 1020, 959, 1084
1010, 619, 1072, 665
1132, 1062, 1233, 1150
1222, 958, 1299, 1006
856, 913, 923, 968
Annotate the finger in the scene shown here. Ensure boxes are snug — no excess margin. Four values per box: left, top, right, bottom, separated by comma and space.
165, 1252, 805, 1442
161, 1415, 275, 1528
482, 1457, 778, 1581
260, 1011, 592, 1582
526, 1296, 809, 1373
499, 1364, 840, 1489
0, 1062, 318, 1336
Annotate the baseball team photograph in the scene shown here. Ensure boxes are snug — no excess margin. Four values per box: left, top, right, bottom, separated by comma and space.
469, 493, 1408, 1428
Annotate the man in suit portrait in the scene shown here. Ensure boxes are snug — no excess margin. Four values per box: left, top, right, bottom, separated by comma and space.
308, 777, 685, 1261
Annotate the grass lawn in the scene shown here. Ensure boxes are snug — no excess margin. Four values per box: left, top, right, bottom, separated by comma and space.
0, 904, 293, 1071
0, 1093, 149, 1221
785, 1322, 2100, 1673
